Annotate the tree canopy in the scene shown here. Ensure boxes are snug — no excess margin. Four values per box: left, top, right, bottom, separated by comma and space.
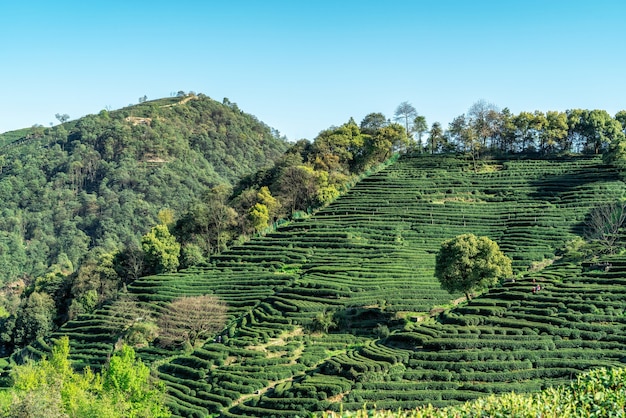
434, 234, 512, 300
0, 336, 169, 417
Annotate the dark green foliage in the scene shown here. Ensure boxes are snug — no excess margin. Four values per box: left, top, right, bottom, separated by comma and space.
0, 94, 288, 284
435, 234, 512, 299
141, 224, 180, 274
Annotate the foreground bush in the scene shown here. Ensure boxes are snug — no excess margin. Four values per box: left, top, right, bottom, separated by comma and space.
0, 336, 169, 417
317, 366, 626, 417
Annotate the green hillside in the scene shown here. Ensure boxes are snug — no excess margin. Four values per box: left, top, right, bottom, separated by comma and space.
40, 153, 626, 417
0, 94, 288, 284
0, 127, 33, 147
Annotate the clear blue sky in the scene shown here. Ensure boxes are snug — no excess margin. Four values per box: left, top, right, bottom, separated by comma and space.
1, 1, 625, 140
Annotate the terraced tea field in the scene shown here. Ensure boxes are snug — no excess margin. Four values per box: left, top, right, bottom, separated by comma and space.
50, 154, 626, 417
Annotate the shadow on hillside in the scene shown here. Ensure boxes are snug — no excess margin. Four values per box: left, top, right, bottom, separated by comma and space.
333, 306, 402, 337
528, 166, 623, 237
528, 167, 621, 204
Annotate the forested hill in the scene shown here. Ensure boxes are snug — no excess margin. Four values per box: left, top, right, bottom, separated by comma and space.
0, 94, 288, 283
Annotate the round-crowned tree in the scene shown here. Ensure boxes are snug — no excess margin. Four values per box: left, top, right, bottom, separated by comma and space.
435, 233, 512, 300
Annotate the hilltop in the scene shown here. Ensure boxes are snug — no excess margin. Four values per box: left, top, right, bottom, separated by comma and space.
40, 153, 626, 417
0, 94, 288, 284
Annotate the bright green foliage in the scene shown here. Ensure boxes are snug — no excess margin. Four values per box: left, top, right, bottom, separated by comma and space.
179, 243, 205, 269
157, 208, 175, 227
257, 186, 280, 220
103, 345, 169, 417
602, 113, 626, 166
541, 110, 568, 152
314, 367, 626, 418
317, 184, 340, 205
141, 224, 180, 274
248, 203, 270, 232
435, 234, 512, 299
365, 123, 408, 165
0, 336, 169, 417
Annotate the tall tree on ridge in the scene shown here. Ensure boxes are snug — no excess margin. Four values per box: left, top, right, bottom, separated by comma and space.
427, 122, 445, 154
413, 115, 428, 149
394, 102, 417, 139
467, 100, 500, 149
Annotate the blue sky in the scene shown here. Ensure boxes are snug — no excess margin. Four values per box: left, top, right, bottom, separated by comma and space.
1, 1, 625, 140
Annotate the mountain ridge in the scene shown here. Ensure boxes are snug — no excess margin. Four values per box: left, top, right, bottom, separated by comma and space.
0, 93, 289, 282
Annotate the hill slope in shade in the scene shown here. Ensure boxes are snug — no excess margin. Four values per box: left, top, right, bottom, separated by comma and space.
45, 154, 626, 417
0, 94, 288, 282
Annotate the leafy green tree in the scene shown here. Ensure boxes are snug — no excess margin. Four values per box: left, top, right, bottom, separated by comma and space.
103, 344, 169, 417
257, 186, 280, 222
360, 112, 387, 134
435, 234, 512, 300
13, 292, 56, 347
310, 120, 364, 172
413, 115, 428, 148
248, 203, 270, 232
567, 109, 624, 154
448, 114, 481, 169
179, 243, 205, 269
542, 110, 568, 153
69, 251, 120, 317
175, 189, 238, 254
276, 165, 319, 214
582, 109, 621, 154
616, 110, 626, 133
317, 184, 341, 206
363, 123, 407, 165
427, 122, 445, 154
496, 107, 517, 152
229, 187, 260, 235
566, 108, 586, 151
141, 224, 180, 274
0, 336, 169, 417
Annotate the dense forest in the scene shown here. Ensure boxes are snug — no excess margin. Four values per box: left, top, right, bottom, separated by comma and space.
0, 94, 290, 353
